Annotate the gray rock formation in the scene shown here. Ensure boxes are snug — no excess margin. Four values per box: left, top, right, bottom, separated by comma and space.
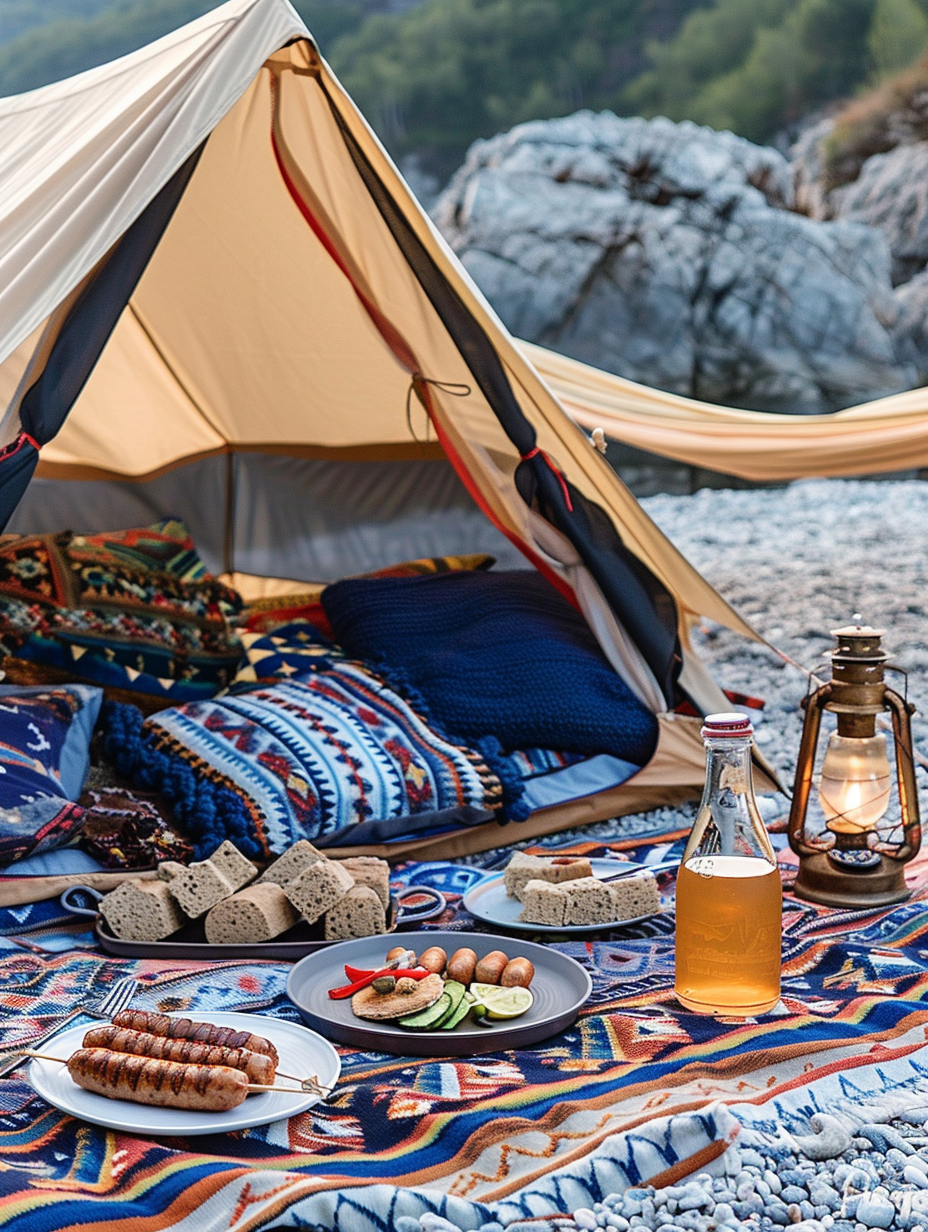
830, 143, 928, 286
434, 112, 920, 413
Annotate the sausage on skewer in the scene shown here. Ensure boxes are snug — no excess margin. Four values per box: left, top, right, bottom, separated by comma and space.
111, 1010, 279, 1066
67, 1048, 249, 1111
82, 1026, 276, 1084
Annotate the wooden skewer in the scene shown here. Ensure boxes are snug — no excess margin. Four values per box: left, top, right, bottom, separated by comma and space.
20, 1051, 319, 1096
277, 1069, 332, 1095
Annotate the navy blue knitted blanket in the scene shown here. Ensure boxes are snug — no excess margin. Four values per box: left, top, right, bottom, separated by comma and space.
322, 570, 659, 767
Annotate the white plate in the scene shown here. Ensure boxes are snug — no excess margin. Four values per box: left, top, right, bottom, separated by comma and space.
26, 1012, 340, 1136
463, 858, 665, 934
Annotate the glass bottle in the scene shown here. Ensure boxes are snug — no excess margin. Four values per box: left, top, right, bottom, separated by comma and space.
674, 712, 782, 1016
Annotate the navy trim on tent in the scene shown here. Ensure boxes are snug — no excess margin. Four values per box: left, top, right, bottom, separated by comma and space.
315, 77, 682, 705
17, 143, 205, 450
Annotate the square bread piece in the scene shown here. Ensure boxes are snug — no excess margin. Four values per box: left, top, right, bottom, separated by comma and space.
338, 857, 390, 908
166, 861, 235, 919
324, 884, 387, 940
503, 852, 593, 901
563, 876, 618, 926
258, 840, 325, 886
204, 883, 299, 945
99, 879, 186, 941
519, 879, 568, 927
284, 859, 355, 924
609, 871, 660, 920
207, 840, 258, 891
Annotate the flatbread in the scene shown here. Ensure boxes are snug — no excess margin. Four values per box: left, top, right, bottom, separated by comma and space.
351, 973, 445, 1021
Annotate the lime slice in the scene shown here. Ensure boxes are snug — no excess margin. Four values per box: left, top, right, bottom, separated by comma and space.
468, 984, 534, 1019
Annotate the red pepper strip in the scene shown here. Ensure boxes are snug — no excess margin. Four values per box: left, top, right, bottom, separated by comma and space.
328, 967, 429, 1000
344, 965, 375, 982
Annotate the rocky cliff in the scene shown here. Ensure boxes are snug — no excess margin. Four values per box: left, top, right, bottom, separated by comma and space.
434, 112, 925, 414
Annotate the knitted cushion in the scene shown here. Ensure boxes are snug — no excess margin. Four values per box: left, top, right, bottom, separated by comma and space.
101, 663, 505, 859
240, 552, 495, 635
0, 521, 243, 704
322, 570, 659, 765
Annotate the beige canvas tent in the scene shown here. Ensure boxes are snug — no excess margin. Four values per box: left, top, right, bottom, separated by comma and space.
524, 342, 928, 483
0, 0, 780, 858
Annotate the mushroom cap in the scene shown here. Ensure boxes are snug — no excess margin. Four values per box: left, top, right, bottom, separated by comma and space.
351, 973, 445, 1021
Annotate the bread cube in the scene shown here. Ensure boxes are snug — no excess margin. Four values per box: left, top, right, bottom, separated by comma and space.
258, 840, 325, 886
204, 883, 298, 944
338, 857, 390, 908
207, 840, 258, 891
519, 879, 568, 926
563, 876, 617, 926
166, 861, 234, 918
99, 879, 186, 941
324, 885, 387, 939
609, 871, 660, 920
503, 852, 592, 901
284, 859, 355, 924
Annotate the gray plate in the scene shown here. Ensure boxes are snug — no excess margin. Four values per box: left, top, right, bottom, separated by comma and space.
286, 929, 592, 1056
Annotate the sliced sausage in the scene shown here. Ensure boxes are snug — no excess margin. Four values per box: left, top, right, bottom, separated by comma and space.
67, 1048, 248, 1111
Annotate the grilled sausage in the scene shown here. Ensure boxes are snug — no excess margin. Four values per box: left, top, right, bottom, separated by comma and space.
111, 1010, 279, 1066
417, 946, 447, 975
446, 948, 477, 984
83, 1026, 276, 1084
474, 950, 509, 985
500, 958, 534, 988
67, 1048, 248, 1111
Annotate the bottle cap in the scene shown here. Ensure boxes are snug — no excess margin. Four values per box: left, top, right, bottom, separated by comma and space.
700, 712, 753, 739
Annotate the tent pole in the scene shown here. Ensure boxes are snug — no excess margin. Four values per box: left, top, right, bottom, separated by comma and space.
223, 450, 236, 578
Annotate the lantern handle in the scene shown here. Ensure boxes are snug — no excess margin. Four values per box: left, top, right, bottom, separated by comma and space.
788, 682, 832, 857
882, 684, 921, 863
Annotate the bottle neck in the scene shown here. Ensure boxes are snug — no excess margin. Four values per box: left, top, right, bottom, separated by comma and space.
688, 736, 775, 863
702, 738, 756, 805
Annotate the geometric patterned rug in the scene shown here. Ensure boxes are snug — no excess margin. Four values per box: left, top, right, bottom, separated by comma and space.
2, 837, 928, 1230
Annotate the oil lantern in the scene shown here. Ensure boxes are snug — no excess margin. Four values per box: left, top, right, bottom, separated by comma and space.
787, 622, 921, 908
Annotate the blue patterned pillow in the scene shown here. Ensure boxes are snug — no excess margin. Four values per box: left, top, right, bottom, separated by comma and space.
101, 664, 505, 859
0, 684, 102, 863
232, 620, 344, 685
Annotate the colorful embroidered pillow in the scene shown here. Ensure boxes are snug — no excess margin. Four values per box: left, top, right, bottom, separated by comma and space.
0, 683, 102, 864
101, 663, 505, 859
233, 621, 345, 685
241, 553, 495, 635
0, 522, 243, 705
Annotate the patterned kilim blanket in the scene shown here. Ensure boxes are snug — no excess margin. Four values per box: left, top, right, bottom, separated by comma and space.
2, 836, 928, 1231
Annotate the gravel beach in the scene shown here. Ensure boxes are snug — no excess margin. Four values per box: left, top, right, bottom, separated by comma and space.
557, 478, 928, 1230
527, 477, 928, 848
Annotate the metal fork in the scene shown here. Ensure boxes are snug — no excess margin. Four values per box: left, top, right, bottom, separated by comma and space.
0, 975, 138, 1079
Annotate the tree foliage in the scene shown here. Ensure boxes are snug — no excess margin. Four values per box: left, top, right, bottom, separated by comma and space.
1, 0, 928, 167
625, 0, 928, 141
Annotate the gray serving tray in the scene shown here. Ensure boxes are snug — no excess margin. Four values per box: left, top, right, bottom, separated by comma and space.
64, 886, 446, 962
287, 929, 593, 1056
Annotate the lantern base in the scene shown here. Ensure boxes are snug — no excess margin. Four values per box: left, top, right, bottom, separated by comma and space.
792, 851, 911, 908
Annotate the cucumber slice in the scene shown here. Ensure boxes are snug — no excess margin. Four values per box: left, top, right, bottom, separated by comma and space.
433, 981, 467, 1027
441, 998, 473, 1030
399, 993, 452, 1029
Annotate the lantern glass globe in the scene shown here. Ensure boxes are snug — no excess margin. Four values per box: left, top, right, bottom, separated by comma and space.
819, 732, 892, 834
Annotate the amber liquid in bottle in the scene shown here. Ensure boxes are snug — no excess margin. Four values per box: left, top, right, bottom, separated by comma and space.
674, 714, 782, 1016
